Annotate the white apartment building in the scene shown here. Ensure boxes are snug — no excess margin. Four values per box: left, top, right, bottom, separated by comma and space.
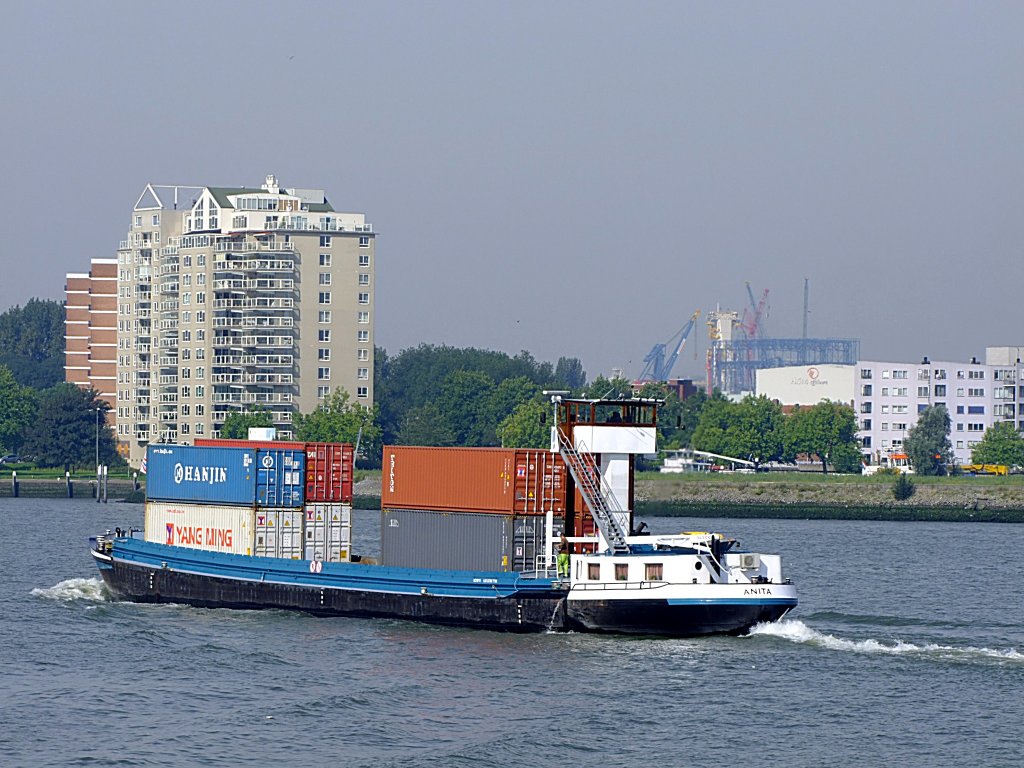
103, 175, 374, 467
756, 349, 1024, 467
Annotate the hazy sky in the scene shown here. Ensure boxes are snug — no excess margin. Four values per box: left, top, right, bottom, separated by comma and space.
3, 1, 1022, 382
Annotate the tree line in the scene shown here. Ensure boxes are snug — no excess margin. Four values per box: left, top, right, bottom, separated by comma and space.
3, 295, 1022, 472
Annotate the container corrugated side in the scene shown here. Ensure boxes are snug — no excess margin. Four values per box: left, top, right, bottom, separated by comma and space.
381, 508, 515, 571
146, 445, 257, 506
382, 446, 564, 514
304, 443, 354, 503
145, 501, 255, 555
195, 438, 298, 450
255, 449, 306, 508
304, 503, 352, 562
254, 508, 304, 559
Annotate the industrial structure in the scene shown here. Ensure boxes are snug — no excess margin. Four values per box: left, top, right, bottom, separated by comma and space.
636, 310, 700, 383
705, 283, 859, 395
65, 175, 375, 467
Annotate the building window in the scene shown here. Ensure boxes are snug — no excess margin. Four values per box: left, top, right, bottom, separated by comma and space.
319, 273, 331, 285
968, 406, 985, 414
358, 293, 369, 304
968, 388, 984, 397
195, 386, 204, 397
195, 423, 204, 435
614, 563, 628, 581
318, 348, 331, 361
317, 386, 330, 399
357, 330, 369, 342
196, 405, 204, 416
135, 215, 142, 227
861, 419, 872, 430
356, 386, 368, 398
588, 563, 600, 580
196, 367, 205, 379
968, 423, 984, 432
196, 348, 205, 360
319, 292, 331, 305
196, 292, 205, 304
197, 273, 205, 286
861, 385, 872, 396
358, 273, 370, 285
934, 385, 946, 396
968, 370, 985, 380
318, 329, 331, 342
152, 214, 160, 226
320, 235, 332, 247
645, 563, 664, 581
319, 254, 332, 267
861, 402, 872, 413
358, 312, 369, 324
318, 367, 331, 380
358, 254, 370, 267
357, 367, 369, 380
357, 348, 369, 361
318, 310, 332, 323
862, 436, 872, 447
359, 235, 370, 247
917, 387, 928, 397
892, 370, 907, 379
196, 311, 205, 323
181, 349, 191, 361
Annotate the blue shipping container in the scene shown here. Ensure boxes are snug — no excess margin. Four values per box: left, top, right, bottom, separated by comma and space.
255, 449, 306, 508
146, 445, 257, 506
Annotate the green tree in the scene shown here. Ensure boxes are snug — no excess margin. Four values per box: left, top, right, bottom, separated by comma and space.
692, 395, 785, 468
295, 388, 382, 465
0, 365, 38, 453
785, 400, 859, 473
433, 370, 497, 446
971, 422, 1024, 467
220, 407, 276, 439
903, 404, 952, 476
22, 385, 117, 471
399, 402, 457, 446
0, 299, 65, 389
497, 397, 550, 448
554, 357, 586, 389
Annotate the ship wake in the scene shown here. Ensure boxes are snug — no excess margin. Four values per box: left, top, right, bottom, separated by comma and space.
31, 577, 111, 603
747, 618, 1023, 664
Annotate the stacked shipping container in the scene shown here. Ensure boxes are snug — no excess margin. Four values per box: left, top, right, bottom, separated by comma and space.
381, 447, 569, 571
145, 442, 354, 561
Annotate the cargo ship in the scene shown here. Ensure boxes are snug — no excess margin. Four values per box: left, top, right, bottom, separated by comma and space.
90, 397, 797, 636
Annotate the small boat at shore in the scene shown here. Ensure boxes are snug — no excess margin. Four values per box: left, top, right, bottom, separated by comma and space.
90, 396, 796, 636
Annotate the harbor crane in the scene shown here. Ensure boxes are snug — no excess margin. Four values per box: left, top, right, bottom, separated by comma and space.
637, 310, 700, 382
740, 283, 769, 339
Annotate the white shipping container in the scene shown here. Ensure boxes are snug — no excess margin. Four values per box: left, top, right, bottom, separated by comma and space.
145, 501, 255, 555
305, 503, 353, 562
255, 509, 305, 559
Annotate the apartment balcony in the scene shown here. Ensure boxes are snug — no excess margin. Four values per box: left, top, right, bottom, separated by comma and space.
158, 282, 179, 295
158, 356, 178, 367
212, 278, 295, 291
212, 335, 293, 348
212, 316, 294, 329
210, 373, 294, 385
212, 392, 294, 405
159, 393, 179, 404
213, 239, 294, 253
212, 258, 295, 274
212, 354, 294, 367
158, 375, 178, 385
212, 297, 294, 310
158, 338, 178, 349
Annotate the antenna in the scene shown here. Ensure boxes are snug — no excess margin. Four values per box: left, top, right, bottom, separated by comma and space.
802, 278, 809, 339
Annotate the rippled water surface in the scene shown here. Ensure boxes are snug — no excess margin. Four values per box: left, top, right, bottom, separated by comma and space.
2, 498, 1022, 767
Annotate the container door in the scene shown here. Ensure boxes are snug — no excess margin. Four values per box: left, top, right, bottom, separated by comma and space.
279, 510, 304, 559
326, 503, 352, 562
304, 504, 327, 561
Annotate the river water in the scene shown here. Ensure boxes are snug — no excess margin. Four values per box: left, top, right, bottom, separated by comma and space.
1, 498, 1021, 767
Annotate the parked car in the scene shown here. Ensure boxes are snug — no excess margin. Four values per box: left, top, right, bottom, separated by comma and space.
0, 454, 22, 465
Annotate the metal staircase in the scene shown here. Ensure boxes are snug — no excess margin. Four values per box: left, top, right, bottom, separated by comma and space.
556, 429, 630, 554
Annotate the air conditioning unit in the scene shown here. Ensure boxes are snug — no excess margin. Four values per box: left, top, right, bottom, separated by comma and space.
739, 553, 760, 570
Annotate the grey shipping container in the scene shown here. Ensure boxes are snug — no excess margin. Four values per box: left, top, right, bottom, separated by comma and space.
254, 509, 304, 559
381, 508, 562, 572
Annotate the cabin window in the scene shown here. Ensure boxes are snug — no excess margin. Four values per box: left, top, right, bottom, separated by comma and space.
587, 563, 600, 580
614, 563, 628, 581
645, 563, 664, 581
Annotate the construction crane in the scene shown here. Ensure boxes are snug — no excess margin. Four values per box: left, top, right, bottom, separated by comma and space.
637, 310, 700, 382
740, 283, 769, 339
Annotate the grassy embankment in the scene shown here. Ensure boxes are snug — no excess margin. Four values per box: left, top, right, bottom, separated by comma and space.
355, 470, 1024, 523
8, 464, 1023, 522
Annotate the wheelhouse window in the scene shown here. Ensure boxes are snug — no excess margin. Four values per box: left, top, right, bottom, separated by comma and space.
587, 563, 600, 580
614, 563, 628, 581
645, 563, 664, 581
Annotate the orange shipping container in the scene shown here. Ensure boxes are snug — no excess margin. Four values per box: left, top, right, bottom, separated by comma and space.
382, 446, 566, 515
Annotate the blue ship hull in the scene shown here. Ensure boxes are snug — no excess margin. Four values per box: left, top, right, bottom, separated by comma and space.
90, 537, 794, 636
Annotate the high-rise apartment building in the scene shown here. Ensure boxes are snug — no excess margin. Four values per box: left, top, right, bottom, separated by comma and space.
78, 175, 375, 467
64, 258, 119, 418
